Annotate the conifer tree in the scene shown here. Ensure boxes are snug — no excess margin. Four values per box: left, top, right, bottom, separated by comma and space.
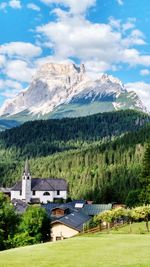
139, 144, 150, 204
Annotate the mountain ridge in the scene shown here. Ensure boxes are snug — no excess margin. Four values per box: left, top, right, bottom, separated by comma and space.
0, 63, 147, 123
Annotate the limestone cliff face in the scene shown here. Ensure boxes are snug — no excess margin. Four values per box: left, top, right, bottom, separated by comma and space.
0, 63, 88, 116
0, 63, 147, 117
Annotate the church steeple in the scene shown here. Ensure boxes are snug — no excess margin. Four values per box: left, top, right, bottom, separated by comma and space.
22, 159, 31, 203
24, 158, 30, 176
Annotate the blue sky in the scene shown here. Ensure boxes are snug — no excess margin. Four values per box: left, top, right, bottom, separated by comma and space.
0, 0, 150, 110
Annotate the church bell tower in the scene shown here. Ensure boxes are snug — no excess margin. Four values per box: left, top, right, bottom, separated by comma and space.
22, 159, 31, 203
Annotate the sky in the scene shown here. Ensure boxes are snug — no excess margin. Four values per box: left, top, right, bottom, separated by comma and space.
0, 0, 150, 110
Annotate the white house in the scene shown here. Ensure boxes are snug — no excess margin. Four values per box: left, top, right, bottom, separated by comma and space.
11, 160, 67, 204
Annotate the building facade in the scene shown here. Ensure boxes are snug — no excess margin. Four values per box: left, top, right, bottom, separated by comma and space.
11, 160, 67, 204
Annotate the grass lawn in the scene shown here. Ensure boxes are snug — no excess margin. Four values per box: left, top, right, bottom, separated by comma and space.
109, 222, 150, 234
0, 234, 150, 267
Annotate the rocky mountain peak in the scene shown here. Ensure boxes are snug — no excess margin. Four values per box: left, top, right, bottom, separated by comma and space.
0, 62, 147, 118
35, 62, 85, 79
100, 73, 125, 91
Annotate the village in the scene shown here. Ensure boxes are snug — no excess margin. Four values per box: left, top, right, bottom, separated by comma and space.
0, 159, 116, 242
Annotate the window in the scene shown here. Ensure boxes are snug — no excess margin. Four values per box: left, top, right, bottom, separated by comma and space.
57, 190, 60, 195
20, 190, 22, 196
32, 191, 36, 196
27, 176, 30, 180
43, 192, 50, 196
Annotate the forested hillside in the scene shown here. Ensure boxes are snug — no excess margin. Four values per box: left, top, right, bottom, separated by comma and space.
0, 110, 149, 157
0, 110, 150, 204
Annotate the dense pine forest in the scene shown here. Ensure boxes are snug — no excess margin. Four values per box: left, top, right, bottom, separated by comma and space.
0, 109, 150, 204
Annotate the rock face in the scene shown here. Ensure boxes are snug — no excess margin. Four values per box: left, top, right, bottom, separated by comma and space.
0, 63, 88, 116
0, 63, 147, 119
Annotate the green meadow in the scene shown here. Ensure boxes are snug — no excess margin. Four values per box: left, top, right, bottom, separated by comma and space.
0, 234, 150, 267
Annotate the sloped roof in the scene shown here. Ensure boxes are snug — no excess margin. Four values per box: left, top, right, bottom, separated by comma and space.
12, 199, 29, 214
0, 187, 11, 193
42, 202, 75, 216
11, 178, 67, 191
82, 204, 112, 216
52, 210, 90, 232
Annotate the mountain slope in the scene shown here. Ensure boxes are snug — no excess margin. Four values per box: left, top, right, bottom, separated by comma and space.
0, 63, 147, 123
0, 110, 149, 157
0, 119, 20, 131
0, 109, 150, 204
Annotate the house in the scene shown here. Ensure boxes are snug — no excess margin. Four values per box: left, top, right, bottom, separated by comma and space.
11, 160, 67, 204
43, 201, 112, 241
51, 210, 90, 241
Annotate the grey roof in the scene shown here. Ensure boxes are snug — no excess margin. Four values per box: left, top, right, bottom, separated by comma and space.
51, 206, 69, 211
0, 187, 11, 193
42, 202, 75, 216
11, 178, 67, 191
52, 210, 90, 232
82, 204, 112, 216
12, 199, 29, 214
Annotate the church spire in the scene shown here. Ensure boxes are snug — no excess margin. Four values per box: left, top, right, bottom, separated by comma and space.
24, 158, 30, 176
22, 158, 31, 203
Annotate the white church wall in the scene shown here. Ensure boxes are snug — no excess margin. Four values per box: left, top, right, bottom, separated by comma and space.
11, 190, 30, 201
11, 190, 67, 203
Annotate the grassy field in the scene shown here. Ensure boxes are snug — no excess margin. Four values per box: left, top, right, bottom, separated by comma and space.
109, 222, 150, 234
0, 234, 150, 267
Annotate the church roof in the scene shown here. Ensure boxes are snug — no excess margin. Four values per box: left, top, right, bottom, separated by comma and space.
11, 178, 67, 191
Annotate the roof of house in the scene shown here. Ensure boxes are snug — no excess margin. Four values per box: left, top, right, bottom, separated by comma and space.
51, 210, 90, 232
51, 206, 69, 211
12, 199, 29, 214
42, 202, 75, 216
82, 204, 112, 216
11, 178, 67, 191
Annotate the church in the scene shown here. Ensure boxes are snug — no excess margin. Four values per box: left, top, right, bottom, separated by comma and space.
11, 160, 67, 204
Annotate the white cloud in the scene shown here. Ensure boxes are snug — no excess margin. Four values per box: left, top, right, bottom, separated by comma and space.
0, 42, 42, 96
122, 49, 150, 67
140, 69, 150, 76
122, 21, 135, 32
0, 79, 23, 99
0, 0, 22, 11
0, 2, 7, 10
40, 0, 96, 14
0, 79, 22, 90
4, 60, 36, 83
37, 14, 121, 66
0, 55, 6, 67
109, 17, 121, 30
36, 10, 149, 73
116, 0, 124, 5
27, 3, 41, 12
9, 0, 21, 9
126, 81, 150, 110
0, 42, 42, 59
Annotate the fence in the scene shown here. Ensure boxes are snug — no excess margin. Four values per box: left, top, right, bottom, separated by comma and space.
82, 221, 125, 234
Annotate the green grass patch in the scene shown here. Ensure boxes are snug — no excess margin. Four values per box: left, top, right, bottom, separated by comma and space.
0, 234, 150, 267
109, 222, 150, 234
